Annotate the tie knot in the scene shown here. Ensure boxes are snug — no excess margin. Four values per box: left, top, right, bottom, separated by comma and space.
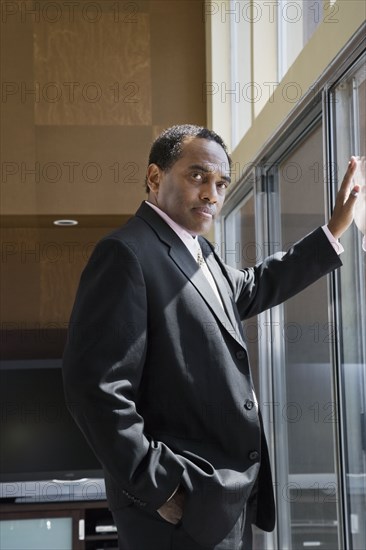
196, 247, 205, 267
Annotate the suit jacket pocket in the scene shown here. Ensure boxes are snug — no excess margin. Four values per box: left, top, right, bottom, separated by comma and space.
156, 433, 259, 548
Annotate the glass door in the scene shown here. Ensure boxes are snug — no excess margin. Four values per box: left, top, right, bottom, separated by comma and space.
221, 42, 365, 550
223, 183, 271, 550
224, 188, 261, 392
329, 53, 366, 550
267, 122, 342, 550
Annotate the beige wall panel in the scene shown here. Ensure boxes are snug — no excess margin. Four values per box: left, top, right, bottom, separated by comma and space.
151, 125, 169, 140
1, 1, 207, 330
1, 228, 41, 327
1, 1, 207, 217
0, 5, 37, 215
38, 227, 110, 325
1, 225, 113, 326
33, 7, 152, 126
150, 0, 206, 126
32, 125, 152, 215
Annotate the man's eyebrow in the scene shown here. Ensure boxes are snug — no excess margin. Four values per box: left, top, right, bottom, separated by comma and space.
188, 164, 231, 184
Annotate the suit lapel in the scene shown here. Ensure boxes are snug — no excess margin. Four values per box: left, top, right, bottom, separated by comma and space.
200, 238, 246, 347
136, 203, 245, 348
169, 245, 234, 328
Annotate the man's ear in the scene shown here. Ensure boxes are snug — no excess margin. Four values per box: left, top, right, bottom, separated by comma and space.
146, 164, 162, 194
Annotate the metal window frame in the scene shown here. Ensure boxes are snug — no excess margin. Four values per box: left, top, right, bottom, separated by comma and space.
219, 22, 365, 550
325, 51, 366, 550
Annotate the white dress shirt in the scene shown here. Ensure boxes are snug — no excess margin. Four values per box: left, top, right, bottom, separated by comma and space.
146, 202, 224, 306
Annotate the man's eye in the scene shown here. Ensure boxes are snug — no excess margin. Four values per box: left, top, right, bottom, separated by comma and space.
217, 182, 228, 190
192, 173, 203, 181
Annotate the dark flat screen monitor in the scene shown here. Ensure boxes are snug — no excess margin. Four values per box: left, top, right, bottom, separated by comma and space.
0, 359, 103, 484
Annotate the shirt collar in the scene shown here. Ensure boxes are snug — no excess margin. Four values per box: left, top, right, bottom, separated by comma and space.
145, 201, 198, 259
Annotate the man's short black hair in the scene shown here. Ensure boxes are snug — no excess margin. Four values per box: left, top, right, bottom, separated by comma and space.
145, 124, 231, 192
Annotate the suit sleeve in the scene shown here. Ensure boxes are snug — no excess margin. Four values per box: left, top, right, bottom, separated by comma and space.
225, 227, 342, 319
62, 237, 184, 510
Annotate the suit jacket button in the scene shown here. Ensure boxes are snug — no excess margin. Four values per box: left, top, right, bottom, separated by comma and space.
236, 350, 245, 359
244, 399, 254, 410
249, 451, 259, 461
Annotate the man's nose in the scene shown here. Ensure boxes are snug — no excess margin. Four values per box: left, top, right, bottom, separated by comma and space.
199, 180, 218, 203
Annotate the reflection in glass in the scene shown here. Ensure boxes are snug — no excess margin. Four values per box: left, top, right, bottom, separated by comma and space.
273, 124, 341, 549
224, 190, 266, 549
224, 191, 260, 395
331, 55, 366, 550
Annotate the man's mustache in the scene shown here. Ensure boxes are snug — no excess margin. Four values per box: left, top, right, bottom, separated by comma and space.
193, 205, 217, 217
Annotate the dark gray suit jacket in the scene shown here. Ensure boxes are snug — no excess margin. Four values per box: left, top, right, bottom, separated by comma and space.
63, 202, 342, 546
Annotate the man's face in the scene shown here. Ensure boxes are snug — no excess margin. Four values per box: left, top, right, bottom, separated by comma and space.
146, 137, 231, 235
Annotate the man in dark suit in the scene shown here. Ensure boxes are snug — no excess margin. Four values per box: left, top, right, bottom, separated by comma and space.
63, 125, 359, 550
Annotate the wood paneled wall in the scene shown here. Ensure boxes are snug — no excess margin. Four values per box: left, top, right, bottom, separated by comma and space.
1, 0, 206, 336
1, 0, 206, 216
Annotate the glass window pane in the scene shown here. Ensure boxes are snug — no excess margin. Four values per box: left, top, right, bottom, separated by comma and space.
225, 191, 261, 393
273, 123, 342, 549
331, 54, 366, 550
278, 0, 322, 78
224, 189, 266, 549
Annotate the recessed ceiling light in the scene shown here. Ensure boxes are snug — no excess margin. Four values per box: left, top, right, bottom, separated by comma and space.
53, 219, 79, 226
